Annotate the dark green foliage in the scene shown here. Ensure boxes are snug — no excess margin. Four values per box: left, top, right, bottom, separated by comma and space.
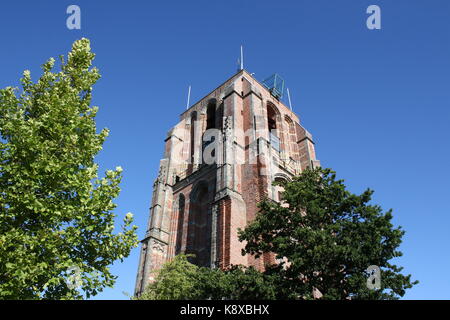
238, 167, 418, 299
137, 254, 278, 300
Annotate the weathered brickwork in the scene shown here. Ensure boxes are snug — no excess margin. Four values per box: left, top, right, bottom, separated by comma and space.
134, 70, 320, 296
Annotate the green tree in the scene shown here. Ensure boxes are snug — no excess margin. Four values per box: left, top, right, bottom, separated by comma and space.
136, 254, 202, 300
239, 167, 418, 300
213, 265, 279, 300
0, 38, 138, 299
195, 265, 279, 300
137, 254, 278, 300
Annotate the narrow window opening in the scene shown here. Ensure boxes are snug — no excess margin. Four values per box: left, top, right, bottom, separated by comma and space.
206, 102, 216, 130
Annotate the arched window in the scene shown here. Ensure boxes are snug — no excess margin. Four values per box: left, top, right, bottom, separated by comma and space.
175, 194, 185, 254
273, 176, 289, 205
202, 99, 223, 163
206, 100, 217, 130
267, 104, 277, 131
203, 100, 217, 161
186, 182, 212, 267
267, 103, 281, 152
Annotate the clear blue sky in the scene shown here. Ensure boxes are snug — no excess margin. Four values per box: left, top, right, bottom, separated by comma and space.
1, 0, 449, 300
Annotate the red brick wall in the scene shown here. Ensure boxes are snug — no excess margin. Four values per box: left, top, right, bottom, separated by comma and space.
217, 197, 232, 268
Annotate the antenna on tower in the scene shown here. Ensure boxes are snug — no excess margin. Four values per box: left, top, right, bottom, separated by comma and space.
287, 88, 293, 111
240, 45, 244, 70
186, 85, 191, 110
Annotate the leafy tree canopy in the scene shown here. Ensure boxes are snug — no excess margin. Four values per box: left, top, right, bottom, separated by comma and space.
0, 38, 138, 299
239, 167, 418, 300
136, 254, 278, 300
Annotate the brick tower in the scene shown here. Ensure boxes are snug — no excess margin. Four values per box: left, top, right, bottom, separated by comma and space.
134, 70, 320, 296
